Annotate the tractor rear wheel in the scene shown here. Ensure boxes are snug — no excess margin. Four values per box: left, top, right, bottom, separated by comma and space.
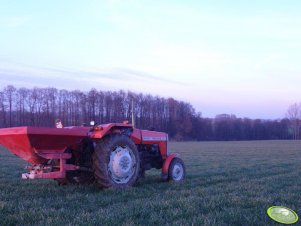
92, 135, 140, 189
168, 157, 186, 182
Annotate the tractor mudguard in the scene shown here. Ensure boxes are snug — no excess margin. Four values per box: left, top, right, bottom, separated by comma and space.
88, 123, 133, 139
161, 153, 178, 179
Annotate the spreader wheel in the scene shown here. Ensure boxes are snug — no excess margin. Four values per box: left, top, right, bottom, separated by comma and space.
168, 157, 186, 182
92, 135, 141, 189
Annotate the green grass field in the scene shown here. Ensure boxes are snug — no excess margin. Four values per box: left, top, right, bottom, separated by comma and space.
1, 141, 301, 226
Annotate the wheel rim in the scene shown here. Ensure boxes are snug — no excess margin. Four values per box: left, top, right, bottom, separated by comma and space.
108, 145, 136, 184
172, 162, 184, 181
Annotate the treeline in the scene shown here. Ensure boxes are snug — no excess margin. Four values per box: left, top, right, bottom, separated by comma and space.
0, 85, 296, 140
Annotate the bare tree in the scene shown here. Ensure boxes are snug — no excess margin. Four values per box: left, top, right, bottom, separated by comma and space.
16, 88, 29, 126
0, 91, 7, 127
44, 87, 58, 126
286, 103, 301, 140
4, 85, 16, 127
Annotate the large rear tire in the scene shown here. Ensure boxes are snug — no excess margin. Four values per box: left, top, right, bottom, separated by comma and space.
92, 135, 140, 189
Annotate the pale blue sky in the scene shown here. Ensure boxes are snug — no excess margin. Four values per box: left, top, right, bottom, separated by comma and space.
1, 0, 301, 119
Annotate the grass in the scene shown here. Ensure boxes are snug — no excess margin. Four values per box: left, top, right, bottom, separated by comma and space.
1, 140, 301, 225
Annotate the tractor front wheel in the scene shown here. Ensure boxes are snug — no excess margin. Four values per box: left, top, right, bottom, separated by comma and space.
168, 157, 186, 182
92, 135, 141, 189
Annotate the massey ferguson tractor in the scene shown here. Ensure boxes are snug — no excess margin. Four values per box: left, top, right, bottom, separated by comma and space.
0, 120, 185, 189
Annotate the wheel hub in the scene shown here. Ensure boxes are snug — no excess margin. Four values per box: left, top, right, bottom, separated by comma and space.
108, 146, 136, 184
172, 163, 184, 181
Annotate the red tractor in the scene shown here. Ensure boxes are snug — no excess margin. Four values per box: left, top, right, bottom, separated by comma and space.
0, 121, 185, 188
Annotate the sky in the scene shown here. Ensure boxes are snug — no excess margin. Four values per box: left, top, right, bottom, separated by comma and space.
0, 0, 301, 119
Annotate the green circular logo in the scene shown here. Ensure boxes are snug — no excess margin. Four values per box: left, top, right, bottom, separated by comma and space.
267, 206, 298, 224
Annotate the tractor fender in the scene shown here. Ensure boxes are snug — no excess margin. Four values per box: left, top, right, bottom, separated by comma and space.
89, 123, 133, 139
162, 153, 179, 175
